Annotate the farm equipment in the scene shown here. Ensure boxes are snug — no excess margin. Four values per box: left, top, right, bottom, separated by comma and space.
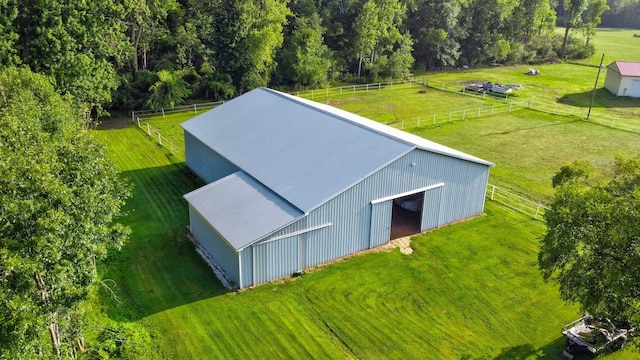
464, 82, 521, 95
562, 315, 634, 357
482, 82, 513, 94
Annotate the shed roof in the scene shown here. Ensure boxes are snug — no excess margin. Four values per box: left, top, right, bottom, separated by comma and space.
182, 87, 493, 214
608, 61, 640, 77
184, 171, 303, 251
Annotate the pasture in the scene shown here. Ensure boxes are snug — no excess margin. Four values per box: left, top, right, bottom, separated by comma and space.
93, 124, 589, 358
93, 28, 640, 359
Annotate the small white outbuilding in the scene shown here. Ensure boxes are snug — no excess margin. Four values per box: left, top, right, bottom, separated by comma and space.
604, 61, 640, 98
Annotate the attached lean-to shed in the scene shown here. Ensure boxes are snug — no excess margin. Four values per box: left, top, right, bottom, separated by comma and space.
604, 61, 640, 97
182, 87, 494, 289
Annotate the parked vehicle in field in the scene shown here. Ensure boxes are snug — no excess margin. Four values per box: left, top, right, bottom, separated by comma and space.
482, 82, 513, 94
562, 315, 634, 357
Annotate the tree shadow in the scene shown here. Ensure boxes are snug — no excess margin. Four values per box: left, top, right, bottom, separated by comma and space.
100, 162, 231, 323
557, 88, 640, 108
492, 336, 567, 359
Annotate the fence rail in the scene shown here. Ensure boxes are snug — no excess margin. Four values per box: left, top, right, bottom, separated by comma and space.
486, 184, 547, 220
133, 116, 183, 156
131, 101, 224, 122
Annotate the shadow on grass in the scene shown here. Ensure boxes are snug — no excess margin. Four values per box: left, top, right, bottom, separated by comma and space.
558, 88, 640, 108
485, 118, 582, 136
100, 163, 230, 322
492, 336, 566, 359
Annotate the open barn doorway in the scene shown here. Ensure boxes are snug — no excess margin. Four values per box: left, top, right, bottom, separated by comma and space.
390, 192, 423, 239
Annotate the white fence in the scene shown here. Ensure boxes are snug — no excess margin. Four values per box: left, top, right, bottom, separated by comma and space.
486, 184, 548, 220
133, 116, 183, 156
131, 101, 224, 122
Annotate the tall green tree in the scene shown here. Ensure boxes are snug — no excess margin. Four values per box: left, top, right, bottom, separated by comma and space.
559, 0, 588, 58
539, 157, 640, 330
146, 69, 191, 108
408, 0, 461, 70
353, 0, 408, 79
582, 0, 609, 46
209, 0, 290, 92
0, 68, 130, 357
279, 13, 333, 86
3, 0, 131, 115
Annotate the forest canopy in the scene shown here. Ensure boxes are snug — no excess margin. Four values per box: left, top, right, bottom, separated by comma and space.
0, 0, 617, 111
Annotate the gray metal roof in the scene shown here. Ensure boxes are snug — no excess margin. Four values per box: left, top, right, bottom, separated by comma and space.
184, 171, 303, 251
182, 88, 493, 214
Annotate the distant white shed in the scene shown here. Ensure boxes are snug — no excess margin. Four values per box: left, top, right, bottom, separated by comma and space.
604, 61, 640, 97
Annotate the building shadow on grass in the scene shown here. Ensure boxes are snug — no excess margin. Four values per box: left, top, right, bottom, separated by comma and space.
100, 163, 232, 322
492, 336, 567, 359
558, 88, 640, 108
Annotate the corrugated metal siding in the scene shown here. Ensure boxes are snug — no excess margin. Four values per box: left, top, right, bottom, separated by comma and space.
421, 187, 443, 230
253, 235, 299, 285
184, 171, 303, 251
189, 207, 240, 285
197, 148, 489, 288
260, 149, 489, 271
184, 131, 238, 183
370, 200, 392, 247
240, 248, 253, 288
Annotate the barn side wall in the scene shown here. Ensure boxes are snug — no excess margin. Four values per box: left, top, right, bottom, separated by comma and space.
247, 149, 490, 285
184, 131, 239, 183
605, 70, 622, 96
189, 207, 241, 287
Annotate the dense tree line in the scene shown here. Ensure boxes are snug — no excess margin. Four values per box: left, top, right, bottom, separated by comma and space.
0, 0, 615, 112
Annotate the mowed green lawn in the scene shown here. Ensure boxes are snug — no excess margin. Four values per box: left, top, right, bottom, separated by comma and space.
98, 123, 574, 358
95, 113, 637, 358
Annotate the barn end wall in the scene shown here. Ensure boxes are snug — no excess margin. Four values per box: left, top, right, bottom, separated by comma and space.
189, 207, 241, 286
254, 149, 490, 276
184, 131, 239, 183
605, 71, 623, 96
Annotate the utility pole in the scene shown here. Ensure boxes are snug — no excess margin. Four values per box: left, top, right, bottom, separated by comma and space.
587, 53, 605, 120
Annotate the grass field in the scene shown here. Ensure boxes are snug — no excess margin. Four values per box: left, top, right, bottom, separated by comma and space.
91, 28, 640, 358
94, 124, 595, 358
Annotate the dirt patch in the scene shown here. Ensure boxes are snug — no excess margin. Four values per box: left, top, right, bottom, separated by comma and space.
390, 236, 414, 255
325, 99, 346, 106
98, 116, 133, 130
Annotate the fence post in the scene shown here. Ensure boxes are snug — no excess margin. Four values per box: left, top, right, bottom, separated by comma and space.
491, 185, 496, 201
340, 87, 343, 95
401, 119, 404, 129
311, 89, 314, 99
162, 108, 165, 118
534, 204, 542, 219
462, 110, 466, 120
378, 83, 381, 91
131, 111, 135, 123
136, 117, 141, 128
194, 104, 197, 113
477, 107, 481, 118
147, 123, 151, 136
509, 104, 513, 112
158, 133, 162, 145
353, 85, 356, 93
462, 88, 465, 94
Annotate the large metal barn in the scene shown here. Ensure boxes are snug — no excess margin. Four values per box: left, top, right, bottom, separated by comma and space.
182, 87, 494, 289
